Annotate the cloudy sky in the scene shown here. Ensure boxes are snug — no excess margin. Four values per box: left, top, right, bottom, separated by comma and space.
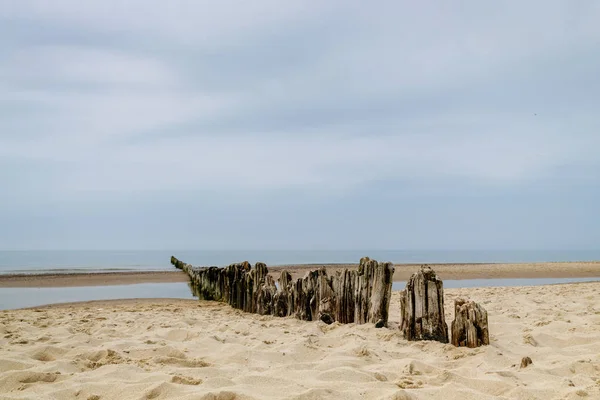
1, 1, 599, 250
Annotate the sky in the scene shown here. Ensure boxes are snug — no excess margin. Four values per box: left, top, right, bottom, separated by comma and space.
0, 1, 599, 250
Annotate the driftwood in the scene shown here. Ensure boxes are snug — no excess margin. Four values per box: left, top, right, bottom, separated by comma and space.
171, 256, 394, 326
451, 298, 489, 348
400, 266, 449, 343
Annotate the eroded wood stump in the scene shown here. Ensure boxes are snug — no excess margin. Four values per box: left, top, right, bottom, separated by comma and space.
400, 266, 449, 343
291, 271, 315, 321
332, 269, 356, 324
451, 298, 489, 348
250, 262, 269, 313
172, 255, 395, 327
316, 268, 336, 324
273, 271, 293, 317
367, 261, 394, 326
256, 275, 277, 315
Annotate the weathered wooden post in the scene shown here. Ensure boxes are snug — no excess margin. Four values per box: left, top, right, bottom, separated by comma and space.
354, 257, 372, 324
256, 275, 277, 315
273, 271, 293, 317
316, 268, 336, 324
224, 262, 251, 310
400, 265, 448, 343
451, 298, 489, 348
197, 267, 224, 301
333, 269, 356, 324
250, 262, 269, 313
367, 261, 394, 327
300, 270, 319, 321
291, 273, 311, 321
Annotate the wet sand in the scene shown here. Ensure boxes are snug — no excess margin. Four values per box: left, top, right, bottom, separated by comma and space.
0, 261, 599, 288
0, 271, 190, 288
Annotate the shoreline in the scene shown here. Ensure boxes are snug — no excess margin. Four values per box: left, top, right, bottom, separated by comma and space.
0, 261, 599, 288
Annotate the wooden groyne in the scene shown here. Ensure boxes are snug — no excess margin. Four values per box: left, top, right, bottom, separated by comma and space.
172, 257, 490, 346
171, 256, 394, 327
400, 265, 489, 347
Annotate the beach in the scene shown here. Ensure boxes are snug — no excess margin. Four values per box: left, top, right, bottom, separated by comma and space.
2, 261, 600, 288
1, 281, 598, 399
4, 1, 600, 398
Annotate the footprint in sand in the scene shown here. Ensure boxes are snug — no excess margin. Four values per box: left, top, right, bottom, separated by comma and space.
144, 384, 166, 399
19, 372, 59, 384
396, 377, 423, 389
0, 371, 60, 392
171, 375, 203, 385
30, 346, 68, 362
154, 356, 210, 368
0, 359, 34, 373
522, 333, 538, 346
162, 329, 198, 342
198, 391, 253, 400
76, 349, 128, 370
387, 391, 414, 400
143, 381, 205, 399
374, 372, 388, 381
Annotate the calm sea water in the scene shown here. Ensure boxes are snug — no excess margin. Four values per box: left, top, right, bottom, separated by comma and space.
0, 250, 599, 274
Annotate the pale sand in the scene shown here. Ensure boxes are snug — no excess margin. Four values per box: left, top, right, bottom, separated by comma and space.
1, 261, 599, 288
1, 283, 599, 399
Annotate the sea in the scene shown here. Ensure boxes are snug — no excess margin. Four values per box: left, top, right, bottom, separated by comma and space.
1, 249, 600, 275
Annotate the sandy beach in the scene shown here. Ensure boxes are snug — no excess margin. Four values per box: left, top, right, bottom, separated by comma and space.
1, 261, 599, 288
0, 282, 598, 399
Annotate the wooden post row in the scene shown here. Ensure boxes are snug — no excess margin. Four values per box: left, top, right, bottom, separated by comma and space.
171, 256, 394, 327
173, 256, 489, 346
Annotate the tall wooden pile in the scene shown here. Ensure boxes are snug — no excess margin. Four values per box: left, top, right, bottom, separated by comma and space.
400, 265, 449, 343
171, 256, 394, 326
451, 298, 489, 348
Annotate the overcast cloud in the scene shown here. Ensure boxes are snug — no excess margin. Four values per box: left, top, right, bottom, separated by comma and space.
1, 1, 599, 250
